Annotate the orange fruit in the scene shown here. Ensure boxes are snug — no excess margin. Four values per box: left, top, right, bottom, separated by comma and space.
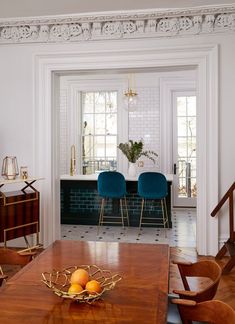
70, 268, 89, 287
85, 280, 102, 294
68, 283, 84, 295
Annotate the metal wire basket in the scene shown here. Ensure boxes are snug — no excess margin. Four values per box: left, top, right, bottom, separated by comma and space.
41, 264, 122, 303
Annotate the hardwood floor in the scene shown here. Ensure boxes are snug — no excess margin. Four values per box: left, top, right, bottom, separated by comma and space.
2, 246, 235, 310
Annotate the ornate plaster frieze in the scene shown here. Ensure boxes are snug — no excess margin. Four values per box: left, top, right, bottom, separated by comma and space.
0, 4, 235, 44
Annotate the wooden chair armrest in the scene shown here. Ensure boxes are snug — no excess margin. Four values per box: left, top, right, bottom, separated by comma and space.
172, 260, 192, 266
173, 289, 197, 297
0, 274, 8, 280
17, 251, 37, 257
0, 275, 7, 287
171, 298, 196, 306
0, 274, 8, 282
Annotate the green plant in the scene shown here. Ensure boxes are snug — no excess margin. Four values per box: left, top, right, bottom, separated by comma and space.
117, 140, 158, 163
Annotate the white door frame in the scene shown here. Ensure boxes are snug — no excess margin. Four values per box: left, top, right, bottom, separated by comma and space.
172, 90, 197, 208
34, 43, 218, 256
160, 79, 197, 208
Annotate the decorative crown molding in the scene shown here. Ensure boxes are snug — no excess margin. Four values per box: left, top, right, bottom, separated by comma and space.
0, 4, 235, 44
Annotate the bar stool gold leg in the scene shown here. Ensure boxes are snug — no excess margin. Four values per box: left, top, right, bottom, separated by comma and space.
161, 200, 165, 227
98, 198, 105, 234
161, 199, 167, 238
139, 198, 145, 234
124, 196, 129, 227
164, 198, 169, 228
101, 199, 106, 226
120, 199, 125, 228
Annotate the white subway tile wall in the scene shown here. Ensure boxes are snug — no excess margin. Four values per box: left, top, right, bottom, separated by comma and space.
60, 86, 160, 174
129, 87, 160, 174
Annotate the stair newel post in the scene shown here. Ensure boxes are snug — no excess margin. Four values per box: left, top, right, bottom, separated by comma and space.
211, 182, 235, 274
229, 191, 234, 242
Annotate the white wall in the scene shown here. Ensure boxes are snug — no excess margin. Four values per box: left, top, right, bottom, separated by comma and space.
0, 0, 234, 18
217, 35, 235, 238
0, 31, 234, 249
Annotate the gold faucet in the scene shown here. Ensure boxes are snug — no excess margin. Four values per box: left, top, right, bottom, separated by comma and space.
70, 145, 76, 176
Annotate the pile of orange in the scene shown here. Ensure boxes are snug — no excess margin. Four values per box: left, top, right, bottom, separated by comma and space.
68, 268, 102, 295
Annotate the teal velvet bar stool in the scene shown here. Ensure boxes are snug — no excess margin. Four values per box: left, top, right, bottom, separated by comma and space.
97, 171, 129, 229
138, 172, 169, 233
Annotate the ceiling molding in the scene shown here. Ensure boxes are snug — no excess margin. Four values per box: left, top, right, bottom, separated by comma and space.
0, 4, 235, 44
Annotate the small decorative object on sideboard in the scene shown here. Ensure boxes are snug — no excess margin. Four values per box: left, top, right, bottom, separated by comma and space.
1, 156, 19, 180
118, 140, 158, 177
20, 166, 28, 179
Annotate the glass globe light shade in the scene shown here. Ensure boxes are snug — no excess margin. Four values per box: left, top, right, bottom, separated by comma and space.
124, 88, 138, 111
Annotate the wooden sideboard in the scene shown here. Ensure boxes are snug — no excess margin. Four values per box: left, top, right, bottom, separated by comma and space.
0, 177, 43, 249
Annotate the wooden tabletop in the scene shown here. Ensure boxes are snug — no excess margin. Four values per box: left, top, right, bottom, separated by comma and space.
0, 240, 169, 324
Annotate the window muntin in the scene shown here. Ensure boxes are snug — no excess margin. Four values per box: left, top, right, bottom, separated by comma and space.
82, 91, 117, 174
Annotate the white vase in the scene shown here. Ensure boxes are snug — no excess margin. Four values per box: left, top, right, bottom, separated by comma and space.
128, 162, 136, 177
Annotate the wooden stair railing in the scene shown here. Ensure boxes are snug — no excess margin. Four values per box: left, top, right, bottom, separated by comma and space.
211, 182, 235, 274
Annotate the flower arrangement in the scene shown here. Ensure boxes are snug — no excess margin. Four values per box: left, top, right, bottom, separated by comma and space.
117, 140, 158, 164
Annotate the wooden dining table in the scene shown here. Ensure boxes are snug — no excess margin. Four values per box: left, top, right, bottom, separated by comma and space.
0, 240, 170, 323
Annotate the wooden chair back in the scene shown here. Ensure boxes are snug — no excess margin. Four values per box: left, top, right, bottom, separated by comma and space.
171, 299, 235, 324
0, 248, 35, 286
173, 260, 222, 303
0, 274, 7, 287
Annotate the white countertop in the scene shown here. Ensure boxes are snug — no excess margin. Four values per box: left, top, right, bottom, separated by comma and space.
0, 177, 44, 186
60, 173, 173, 182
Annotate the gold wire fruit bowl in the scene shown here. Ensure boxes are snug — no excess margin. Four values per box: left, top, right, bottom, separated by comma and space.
41, 264, 122, 303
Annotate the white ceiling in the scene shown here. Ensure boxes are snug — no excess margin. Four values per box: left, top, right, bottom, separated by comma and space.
0, 0, 234, 19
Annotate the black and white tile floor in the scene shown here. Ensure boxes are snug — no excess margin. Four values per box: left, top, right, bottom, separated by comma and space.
61, 209, 196, 247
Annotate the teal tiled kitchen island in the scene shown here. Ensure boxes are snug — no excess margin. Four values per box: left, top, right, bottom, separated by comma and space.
61, 174, 173, 228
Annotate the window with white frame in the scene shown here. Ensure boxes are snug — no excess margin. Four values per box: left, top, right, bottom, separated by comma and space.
59, 77, 128, 175
81, 91, 118, 174
176, 94, 197, 198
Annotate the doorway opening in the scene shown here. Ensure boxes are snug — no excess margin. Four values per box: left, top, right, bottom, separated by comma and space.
35, 44, 218, 255
58, 69, 197, 246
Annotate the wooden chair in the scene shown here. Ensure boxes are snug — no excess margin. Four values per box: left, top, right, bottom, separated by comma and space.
171, 299, 235, 324
0, 248, 35, 286
172, 260, 222, 303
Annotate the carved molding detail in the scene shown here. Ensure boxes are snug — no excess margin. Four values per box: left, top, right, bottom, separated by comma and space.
0, 4, 235, 44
